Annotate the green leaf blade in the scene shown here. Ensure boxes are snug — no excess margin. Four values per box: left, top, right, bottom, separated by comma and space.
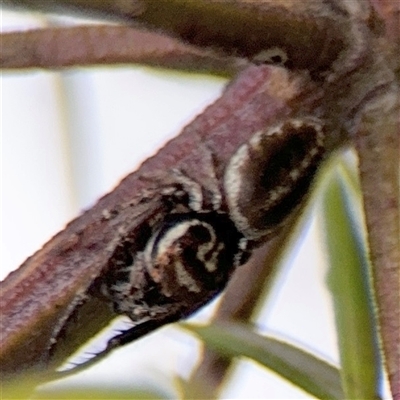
322, 171, 382, 399
182, 321, 343, 399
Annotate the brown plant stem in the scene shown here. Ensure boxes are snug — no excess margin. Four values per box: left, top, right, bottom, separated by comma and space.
2, 0, 348, 74
1, 25, 245, 75
355, 85, 400, 399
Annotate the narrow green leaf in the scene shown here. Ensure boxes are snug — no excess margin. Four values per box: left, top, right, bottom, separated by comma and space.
182, 321, 343, 399
34, 386, 168, 400
2, 379, 168, 400
322, 171, 382, 399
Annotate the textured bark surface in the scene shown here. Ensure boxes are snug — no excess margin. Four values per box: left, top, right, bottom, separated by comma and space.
355, 88, 400, 399
3, 0, 348, 73
1, 25, 246, 75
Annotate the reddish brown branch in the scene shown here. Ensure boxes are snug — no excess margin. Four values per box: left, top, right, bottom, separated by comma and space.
355, 86, 400, 399
1, 25, 245, 74
3, 0, 349, 73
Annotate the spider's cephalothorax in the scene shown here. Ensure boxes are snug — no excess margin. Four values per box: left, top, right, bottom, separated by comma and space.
144, 212, 250, 298
98, 117, 325, 350
46, 116, 327, 376
102, 210, 250, 323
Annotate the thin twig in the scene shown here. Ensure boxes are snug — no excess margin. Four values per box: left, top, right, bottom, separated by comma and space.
1, 25, 245, 75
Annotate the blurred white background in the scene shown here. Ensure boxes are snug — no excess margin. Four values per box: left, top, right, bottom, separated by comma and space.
1, 9, 340, 399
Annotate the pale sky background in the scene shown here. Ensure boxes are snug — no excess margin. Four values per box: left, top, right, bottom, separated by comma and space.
1, 9, 349, 400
